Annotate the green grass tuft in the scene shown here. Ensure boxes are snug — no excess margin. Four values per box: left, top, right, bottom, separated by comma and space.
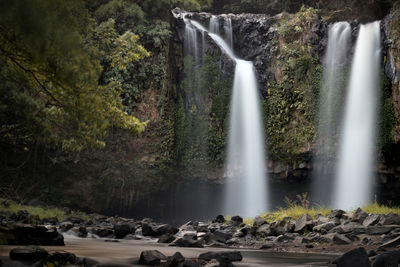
362, 201, 400, 215
0, 198, 88, 221
260, 205, 331, 223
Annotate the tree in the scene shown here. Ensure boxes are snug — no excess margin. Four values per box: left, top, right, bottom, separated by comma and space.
0, 0, 147, 152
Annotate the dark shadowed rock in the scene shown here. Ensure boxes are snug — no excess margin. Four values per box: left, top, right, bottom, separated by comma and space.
379, 213, 400, 225
294, 214, 313, 232
44, 252, 78, 266
379, 235, 400, 249
2, 224, 64, 245
253, 216, 267, 227
363, 214, 381, 227
198, 251, 242, 262
213, 230, 233, 243
92, 226, 114, 238
114, 223, 133, 239
165, 252, 185, 267
255, 223, 271, 237
366, 226, 395, 235
138, 250, 166, 266
271, 217, 295, 235
334, 247, 371, 267
312, 222, 336, 233
157, 233, 175, 243
63, 216, 84, 224
231, 216, 243, 224
171, 236, 203, 248
333, 234, 352, 245
9, 246, 49, 263
182, 259, 199, 267
372, 250, 400, 267
141, 223, 156, 237
153, 224, 179, 237
214, 215, 225, 224
352, 208, 368, 224
329, 210, 345, 219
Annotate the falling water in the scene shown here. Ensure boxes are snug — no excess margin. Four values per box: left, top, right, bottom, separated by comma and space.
223, 17, 233, 49
313, 22, 351, 205
332, 21, 381, 210
209, 15, 220, 34
190, 18, 268, 217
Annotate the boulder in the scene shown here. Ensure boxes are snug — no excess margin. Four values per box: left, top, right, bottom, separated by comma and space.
171, 236, 203, 248
352, 208, 368, 224
141, 223, 156, 237
92, 227, 113, 238
372, 250, 400, 267
270, 217, 294, 235
294, 214, 313, 232
9, 246, 49, 264
153, 224, 179, 237
213, 230, 233, 243
333, 247, 371, 267
379, 213, 400, 225
214, 215, 226, 224
165, 252, 185, 267
182, 259, 199, 267
328, 210, 345, 219
379, 235, 400, 249
44, 252, 78, 266
253, 216, 267, 227
274, 233, 299, 243
157, 233, 175, 243
114, 223, 132, 239
138, 250, 166, 266
1, 224, 64, 245
230, 216, 243, 225
366, 226, 394, 235
333, 234, 352, 245
255, 223, 271, 238
312, 222, 336, 233
198, 251, 242, 262
63, 216, 84, 224
363, 214, 381, 227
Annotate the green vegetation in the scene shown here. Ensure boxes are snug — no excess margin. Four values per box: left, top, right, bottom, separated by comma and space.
265, 6, 320, 163
363, 201, 400, 215
0, 198, 88, 221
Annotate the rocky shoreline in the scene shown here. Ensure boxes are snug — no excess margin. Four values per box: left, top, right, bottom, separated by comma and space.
2, 207, 400, 266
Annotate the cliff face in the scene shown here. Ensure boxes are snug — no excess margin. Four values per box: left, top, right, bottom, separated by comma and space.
172, 4, 400, 192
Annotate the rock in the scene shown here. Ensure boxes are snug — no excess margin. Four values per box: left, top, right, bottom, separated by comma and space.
63, 216, 84, 224
253, 216, 267, 227
171, 236, 203, 248
231, 216, 243, 224
260, 242, 275, 249
68, 226, 87, 238
334, 247, 371, 267
379, 213, 400, 225
198, 251, 242, 262
379, 235, 400, 249
44, 252, 78, 266
59, 221, 74, 232
153, 224, 179, 237
352, 208, 368, 224
114, 223, 132, 239
141, 223, 156, 237
9, 246, 49, 264
275, 233, 299, 243
363, 214, 381, 227
92, 226, 114, 238
255, 223, 271, 237
157, 233, 175, 243
42, 217, 59, 225
213, 230, 233, 243
270, 217, 294, 235
165, 252, 185, 267
1, 223, 64, 245
366, 226, 394, 235
203, 259, 220, 267
372, 250, 400, 267
138, 250, 166, 266
312, 222, 336, 233
333, 234, 353, 245
330, 222, 365, 235
294, 214, 313, 232
182, 259, 199, 267
329, 210, 345, 219
214, 215, 225, 224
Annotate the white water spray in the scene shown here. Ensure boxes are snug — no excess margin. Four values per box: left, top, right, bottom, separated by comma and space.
189, 18, 268, 217
332, 21, 381, 210
313, 22, 351, 204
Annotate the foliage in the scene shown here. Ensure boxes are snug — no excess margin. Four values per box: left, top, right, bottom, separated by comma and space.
0, 0, 147, 152
283, 192, 310, 209
363, 201, 400, 215
0, 198, 88, 221
261, 206, 331, 222
379, 69, 396, 152
265, 7, 319, 163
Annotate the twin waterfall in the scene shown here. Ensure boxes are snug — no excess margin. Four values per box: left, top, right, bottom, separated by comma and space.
317, 21, 381, 209
184, 15, 268, 217
182, 11, 382, 215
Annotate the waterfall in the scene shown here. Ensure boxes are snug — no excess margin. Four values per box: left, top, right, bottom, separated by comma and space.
189, 18, 268, 217
223, 17, 233, 49
313, 22, 351, 205
209, 15, 220, 34
332, 21, 381, 210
